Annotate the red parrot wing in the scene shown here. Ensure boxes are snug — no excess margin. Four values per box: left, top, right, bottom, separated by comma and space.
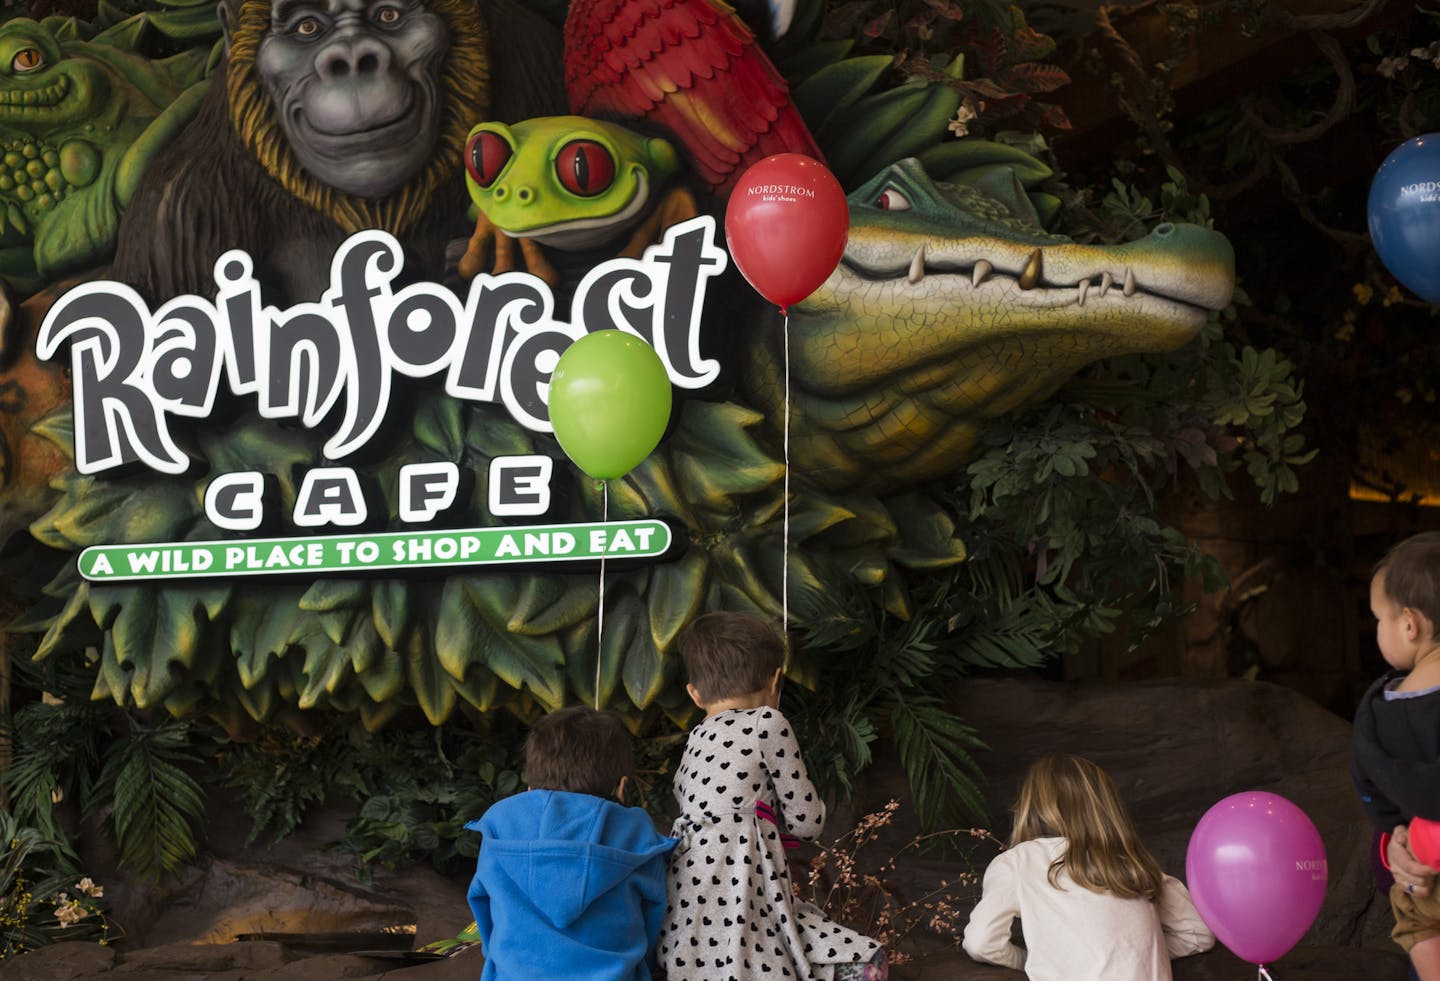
564, 0, 822, 196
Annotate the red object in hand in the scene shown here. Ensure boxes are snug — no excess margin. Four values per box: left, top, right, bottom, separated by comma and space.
1411, 817, 1440, 870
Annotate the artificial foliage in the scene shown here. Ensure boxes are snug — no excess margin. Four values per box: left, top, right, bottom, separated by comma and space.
0, 809, 112, 957
0, 0, 1319, 897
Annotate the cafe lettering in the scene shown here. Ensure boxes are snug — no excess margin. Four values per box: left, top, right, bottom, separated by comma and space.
38, 217, 725, 579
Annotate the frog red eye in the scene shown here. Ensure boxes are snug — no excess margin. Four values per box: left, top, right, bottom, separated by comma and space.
466, 130, 512, 188
12, 48, 44, 73
556, 140, 615, 197
876, 188, 911, 211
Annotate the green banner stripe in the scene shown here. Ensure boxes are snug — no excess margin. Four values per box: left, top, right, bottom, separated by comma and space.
78, 521, 672, 582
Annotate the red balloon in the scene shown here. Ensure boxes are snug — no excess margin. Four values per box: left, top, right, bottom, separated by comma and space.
724, 154, 849, 313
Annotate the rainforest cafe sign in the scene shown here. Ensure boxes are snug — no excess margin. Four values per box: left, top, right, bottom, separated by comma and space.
39, 217, 725, 581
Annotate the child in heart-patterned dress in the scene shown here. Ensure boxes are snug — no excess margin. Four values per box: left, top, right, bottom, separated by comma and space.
658, 612, 887, 980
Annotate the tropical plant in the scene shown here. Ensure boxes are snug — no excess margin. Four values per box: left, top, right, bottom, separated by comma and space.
219, 716, 527, 873
0, 808, 114, 959
3, 649, 206, 880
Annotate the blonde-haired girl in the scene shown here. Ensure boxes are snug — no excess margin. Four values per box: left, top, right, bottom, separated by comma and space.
962, 755, 1214, 980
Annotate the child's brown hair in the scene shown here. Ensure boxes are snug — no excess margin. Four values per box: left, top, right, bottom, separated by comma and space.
677, 611, 786, 703
1374, 531, 1440, 633
1010, 754, 1166, 902
524, 705, 634, 798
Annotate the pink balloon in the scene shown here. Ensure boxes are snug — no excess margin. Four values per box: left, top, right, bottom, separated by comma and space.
724, 154, 848, 313
1185, 791, 1327, 965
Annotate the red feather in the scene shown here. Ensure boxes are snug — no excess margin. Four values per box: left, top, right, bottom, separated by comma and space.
564, 0, 823, 197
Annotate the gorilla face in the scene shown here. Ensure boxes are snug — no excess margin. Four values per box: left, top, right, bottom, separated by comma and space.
257, 0, 449, 198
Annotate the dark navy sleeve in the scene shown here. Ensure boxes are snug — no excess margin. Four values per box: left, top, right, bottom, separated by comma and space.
1351, 678, 1440, 827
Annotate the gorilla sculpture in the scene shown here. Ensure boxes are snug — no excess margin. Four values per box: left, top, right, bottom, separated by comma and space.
111, 0, 565, 303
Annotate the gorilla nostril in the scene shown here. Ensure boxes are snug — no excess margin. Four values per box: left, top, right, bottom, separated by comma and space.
356, 51, 380, 74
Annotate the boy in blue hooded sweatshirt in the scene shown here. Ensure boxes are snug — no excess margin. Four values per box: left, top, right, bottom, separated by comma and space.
465, 705, 676, 980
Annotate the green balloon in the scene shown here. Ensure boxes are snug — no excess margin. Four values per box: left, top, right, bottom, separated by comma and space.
548, 330, 674, 480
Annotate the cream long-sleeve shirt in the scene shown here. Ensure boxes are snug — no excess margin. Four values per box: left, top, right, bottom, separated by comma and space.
962, 836, 1214, 981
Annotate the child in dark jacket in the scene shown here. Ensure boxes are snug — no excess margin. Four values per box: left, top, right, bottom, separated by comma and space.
1352, 532, 1440, 980
466, 705, 676, 981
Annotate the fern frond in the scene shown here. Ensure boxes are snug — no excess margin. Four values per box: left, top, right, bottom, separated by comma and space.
95, 723, 206, 878
887, 696, 989, 829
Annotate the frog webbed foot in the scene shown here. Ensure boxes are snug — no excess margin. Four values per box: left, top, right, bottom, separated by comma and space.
618, 187, 700, 259
457, 213, 561, 288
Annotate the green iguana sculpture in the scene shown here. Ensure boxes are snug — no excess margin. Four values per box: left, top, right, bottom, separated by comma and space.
0, 16, 210, 292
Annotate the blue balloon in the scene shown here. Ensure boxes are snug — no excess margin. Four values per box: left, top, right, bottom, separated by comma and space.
1369, 134, 1440, 303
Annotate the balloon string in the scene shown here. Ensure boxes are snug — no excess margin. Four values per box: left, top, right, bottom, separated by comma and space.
595, 482, 608, 710
782, 309, 790, 635
1259, 966, 1275, 981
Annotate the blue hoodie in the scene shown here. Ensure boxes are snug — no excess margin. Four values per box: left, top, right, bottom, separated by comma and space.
466, 790, 676, 981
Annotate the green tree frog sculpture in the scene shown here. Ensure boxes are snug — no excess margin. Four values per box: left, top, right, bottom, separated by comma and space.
458, 115, 698, 286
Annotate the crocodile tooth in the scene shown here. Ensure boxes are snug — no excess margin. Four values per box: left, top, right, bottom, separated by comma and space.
906, 243, 926, 285
7, 204, 25, 236
1018, 249, 1042, 290
1123, 267, 1136, 297
1099, 271, 1113, 296
972, 259, 993, 287
1077, 280, 1089, 307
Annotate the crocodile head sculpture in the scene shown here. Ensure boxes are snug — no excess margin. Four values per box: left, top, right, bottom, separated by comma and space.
742, 157, 1236, 492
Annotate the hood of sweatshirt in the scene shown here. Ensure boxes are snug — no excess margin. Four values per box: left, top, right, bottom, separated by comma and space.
466, 790, 675, 930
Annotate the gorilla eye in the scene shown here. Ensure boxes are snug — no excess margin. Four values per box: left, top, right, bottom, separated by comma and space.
556, 140, 615, 197
876, 188, 911, 211
465, 130, 512, 188
11, 48, 44, 73
375, 6, 401, 23
294, 16, 321, 36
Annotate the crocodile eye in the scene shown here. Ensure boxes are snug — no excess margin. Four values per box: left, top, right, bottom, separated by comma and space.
466, 130, 512, 188
556, 140, 615, 197
876, 188, 911, 212
11, 48, 44, 74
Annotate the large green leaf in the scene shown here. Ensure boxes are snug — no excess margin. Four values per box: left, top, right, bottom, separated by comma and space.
34, 583, 98, 661
646, 548, 708, 652
198, 417, 321, 510
436, 576, 564, 708
792, 55, 895, 139
298, 635, 351, 710
406, 624, 454, 725
31, 476, 129, 549
508, 575, 597, 635
108, 587, 205, 708
372, 579, 418, 650
358, 647, 406, 703
300, 579, 369, 646
622, 599, 672, 711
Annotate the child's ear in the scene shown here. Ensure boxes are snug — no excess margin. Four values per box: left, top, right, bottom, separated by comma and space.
615, 775, 629, 805
1409, 607, 1436, 643
686, 683, 706, 709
